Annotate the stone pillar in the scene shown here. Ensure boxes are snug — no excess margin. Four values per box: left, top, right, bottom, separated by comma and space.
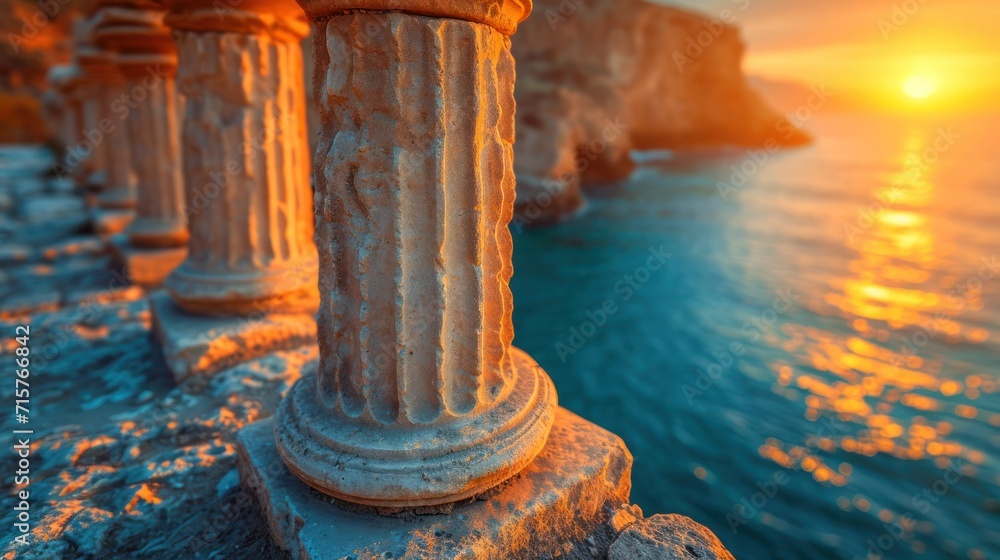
40, 78, 64, 146
75, 13, 138, 237
161, 0, 317, 316
90, 1, 188, 286
72, 20, 112, 191
83, 44, 137, 210
93, 1, 186, 249
150, 0, 319, 382
55, 68, 83, 152
273, 0, 557, 508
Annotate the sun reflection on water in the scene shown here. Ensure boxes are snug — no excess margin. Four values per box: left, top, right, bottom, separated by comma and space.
757, 126, 998, 552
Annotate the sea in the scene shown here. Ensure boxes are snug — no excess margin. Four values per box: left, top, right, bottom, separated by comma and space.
510, 110, 1000, 560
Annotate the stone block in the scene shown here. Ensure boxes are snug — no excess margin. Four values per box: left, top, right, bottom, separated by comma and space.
150, 290, 317, 382
109, 236, 186, 288
237, 407, 633, 560
609, 514, 736, 560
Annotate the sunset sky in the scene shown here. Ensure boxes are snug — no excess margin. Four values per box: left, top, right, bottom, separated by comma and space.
663, 0, 1000, 112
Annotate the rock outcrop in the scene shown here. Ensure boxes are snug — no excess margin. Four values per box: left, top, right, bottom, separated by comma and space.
512, 0, 811, 225
609, 514, 737, 560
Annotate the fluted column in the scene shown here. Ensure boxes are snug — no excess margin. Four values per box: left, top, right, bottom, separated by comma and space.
92, 1, 186, 248
73, 22, 112, 188
275, 0, 556, 508
161, 0, 317, 315
47, 40, 84, 166
76, 8, 137, 209
57, 70, 82, 151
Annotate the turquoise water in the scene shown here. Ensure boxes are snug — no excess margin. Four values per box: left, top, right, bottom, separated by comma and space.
510, 112, 1000, 560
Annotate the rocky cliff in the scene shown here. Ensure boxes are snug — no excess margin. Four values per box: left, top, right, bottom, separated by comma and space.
512, 0, 810, 225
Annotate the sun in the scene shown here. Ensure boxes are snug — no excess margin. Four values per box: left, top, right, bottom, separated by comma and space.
903, 74, 938, 100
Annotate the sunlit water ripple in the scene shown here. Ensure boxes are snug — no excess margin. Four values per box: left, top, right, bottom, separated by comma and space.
511, 111, 1000, 560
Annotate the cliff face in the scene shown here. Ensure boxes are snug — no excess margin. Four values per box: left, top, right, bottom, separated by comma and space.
512, 0, 810, 225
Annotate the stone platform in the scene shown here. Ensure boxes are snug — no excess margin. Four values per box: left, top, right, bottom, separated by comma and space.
150, 290, 317, 382
109, 235, 186, 288
238, 408, 635, 560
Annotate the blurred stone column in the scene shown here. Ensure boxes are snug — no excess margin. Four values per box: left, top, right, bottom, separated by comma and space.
72, 20, 112, 192
162, 0, 317, 315
92, 0, 188, 286
53, 65, 83, 152
273, 0, 557, 508
40, 75, 65, 147
77, 12, 137, 235
150, 0, 319, 381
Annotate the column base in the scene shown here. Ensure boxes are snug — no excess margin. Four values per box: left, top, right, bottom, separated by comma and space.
97, 186, 137, 210
125, 217, 189, 249
109, 235, 187, 288
92, 207, 134, 236
164, 261, 320, 317
274, 347, 556, 508
150, 290, 317, 382
238, 407, 634, 560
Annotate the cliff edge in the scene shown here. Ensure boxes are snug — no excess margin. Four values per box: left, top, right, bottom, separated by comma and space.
512, 0, 811, 225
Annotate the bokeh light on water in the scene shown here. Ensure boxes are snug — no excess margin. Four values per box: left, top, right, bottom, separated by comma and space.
511, 112, 999, 560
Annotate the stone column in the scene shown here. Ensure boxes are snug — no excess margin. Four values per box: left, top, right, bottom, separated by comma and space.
90, 1, 188, 286
82, 30, 137, 211
274, 0, 557, 508
95, 65, 138, 211
161, 0, 317, 316
42, 64, 76, 148
56, 69, 83, 152
75, 12, 138, 238
72, 24, 113, 190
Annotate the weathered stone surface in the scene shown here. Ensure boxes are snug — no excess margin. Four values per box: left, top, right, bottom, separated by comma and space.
511, 0, 811, 224
163, 0, 317, 316
0, 290, 61, 318
150, 290, 317, 382
242, 407, 633, 560
274, 8, 555, 508
609, 514, 736, 560
0, 287, 311, 559
295, 0, 531, 35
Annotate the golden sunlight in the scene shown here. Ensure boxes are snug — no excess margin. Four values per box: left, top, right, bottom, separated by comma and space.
903, 74, 939, 100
